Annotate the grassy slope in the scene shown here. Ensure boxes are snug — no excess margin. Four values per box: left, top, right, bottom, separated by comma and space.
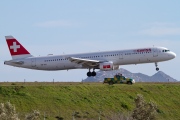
0, 82, 179, 120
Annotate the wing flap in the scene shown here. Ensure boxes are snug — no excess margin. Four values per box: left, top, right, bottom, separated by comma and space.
69, 57, 104, 67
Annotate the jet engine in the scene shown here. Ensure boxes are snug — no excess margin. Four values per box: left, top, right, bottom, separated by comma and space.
99, 62, 114, 71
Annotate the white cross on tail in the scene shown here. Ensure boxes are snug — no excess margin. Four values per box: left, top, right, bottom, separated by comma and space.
10, 42, 20, 52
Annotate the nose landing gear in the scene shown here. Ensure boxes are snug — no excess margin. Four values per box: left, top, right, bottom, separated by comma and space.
156, 67, 159, 71
155, 62, 159, 71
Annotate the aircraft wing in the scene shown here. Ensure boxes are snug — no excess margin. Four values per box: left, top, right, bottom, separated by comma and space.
69, 57, 106, 67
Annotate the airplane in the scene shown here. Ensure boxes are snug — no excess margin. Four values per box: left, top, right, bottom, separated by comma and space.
4, 36, 176, 77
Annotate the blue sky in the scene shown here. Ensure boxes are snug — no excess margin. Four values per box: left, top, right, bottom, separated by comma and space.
0, 0, 179, 82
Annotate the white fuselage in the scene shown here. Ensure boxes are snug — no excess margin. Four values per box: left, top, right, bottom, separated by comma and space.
4, 47, 176, 71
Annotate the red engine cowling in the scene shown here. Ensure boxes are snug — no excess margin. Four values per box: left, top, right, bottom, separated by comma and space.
99, 62, 113, 71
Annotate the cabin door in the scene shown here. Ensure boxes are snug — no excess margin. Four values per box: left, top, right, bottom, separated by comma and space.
31, 58, 36, 67
153, 48, 158, 57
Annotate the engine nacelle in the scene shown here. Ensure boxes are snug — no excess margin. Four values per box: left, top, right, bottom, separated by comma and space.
99, 62, 113, 71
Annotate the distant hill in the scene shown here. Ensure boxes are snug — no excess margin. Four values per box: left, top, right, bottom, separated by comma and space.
83, 68, 178, 82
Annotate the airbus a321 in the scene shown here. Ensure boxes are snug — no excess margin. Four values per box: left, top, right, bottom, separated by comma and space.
4, 36, 176, 77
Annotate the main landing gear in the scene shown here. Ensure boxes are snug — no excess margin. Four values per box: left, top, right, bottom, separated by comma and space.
87, 69, 96, 77
155, 62, 159, 71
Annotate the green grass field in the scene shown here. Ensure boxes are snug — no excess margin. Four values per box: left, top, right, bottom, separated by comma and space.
0, 82, 179, 120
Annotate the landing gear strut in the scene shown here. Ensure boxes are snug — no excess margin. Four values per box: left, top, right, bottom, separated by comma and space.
87, 69, 96, 77
155, 62, 159, 71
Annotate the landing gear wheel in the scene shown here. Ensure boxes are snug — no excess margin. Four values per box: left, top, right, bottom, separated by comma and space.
87, 72, 92, 77
155, 62, 159, 71
92, 71, 96, 77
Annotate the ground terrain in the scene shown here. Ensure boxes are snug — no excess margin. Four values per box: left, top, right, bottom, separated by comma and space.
0, 82, 179, 120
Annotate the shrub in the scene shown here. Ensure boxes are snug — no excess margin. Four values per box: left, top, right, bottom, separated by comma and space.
106, 112, 132, 120
11, 83, 16, 85
55, 116, 64, 120
25, 110, 40, 120
132, 94, 157, 120
0, 101, 20, 120
121, 102, 130, 110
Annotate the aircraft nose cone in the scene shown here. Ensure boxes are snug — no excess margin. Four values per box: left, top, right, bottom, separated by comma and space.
172, 52, 176, 58
171, 52, 176, 59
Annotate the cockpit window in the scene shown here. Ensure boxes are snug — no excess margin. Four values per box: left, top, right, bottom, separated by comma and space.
163, 50, 170, 52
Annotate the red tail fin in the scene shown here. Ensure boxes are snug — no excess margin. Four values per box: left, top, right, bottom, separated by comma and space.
5, 36, 32, 59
